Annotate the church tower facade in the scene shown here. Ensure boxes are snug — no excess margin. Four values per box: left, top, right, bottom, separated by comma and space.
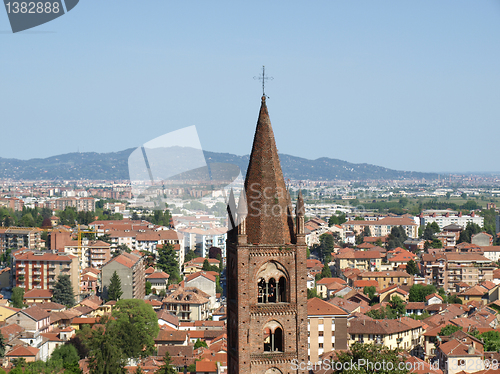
227, 96, 308, 374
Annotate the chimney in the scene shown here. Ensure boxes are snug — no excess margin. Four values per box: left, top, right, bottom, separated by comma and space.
468, 345, 475, 354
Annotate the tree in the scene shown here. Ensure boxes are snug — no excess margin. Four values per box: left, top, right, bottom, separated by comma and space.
458, 222, 482, 244
184, 250, 197, 263
307, 289, 319, 299
156, 352, 178, 374
479, 331, 500, 352
332, 342, 410, 373
319, 263, 332, 279
11, 287, 24, 308
107, 271, 123, 302
208, 246, 222, 259
216, 275, 223, 295
406, 259, 419, 276
387, 226, 408, 250
157, 244, 180, 284
111, 299, 159, 358
52, 274, 75, 307
50, 343, 81, 372
389, 296, 406, 318
202, 259, 210, 271
87, 325, 126, 374
363, 286, 376, 301
318, 233, 334, 262
194, 338, 208, 349
145, 281, 152, 296
0, 331, 5, 359
438, 325, 462, 336
409, 284, 436, 302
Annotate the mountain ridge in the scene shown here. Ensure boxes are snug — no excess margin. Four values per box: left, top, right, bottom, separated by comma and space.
0, 149, 438, 181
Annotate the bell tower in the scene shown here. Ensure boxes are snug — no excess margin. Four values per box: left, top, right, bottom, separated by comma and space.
226, 96, 308, 374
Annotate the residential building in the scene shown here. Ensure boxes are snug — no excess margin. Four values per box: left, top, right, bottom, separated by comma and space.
353, 271, 413, 290
179, 227, 226, 259
44, 197, 96, 212
101, 252, 145, 300
146, 270, 170, 294
307, 297, 348, 363
342, 217, 418, 239
0, 197, 24, 211
348, 316, 424, 352
0, 228, 41, 253
334, 249, 382, 272
419, 210, 483, 230
421, 252, 495, 293
6, 305, 50, 333
11, 249, 79, 296
184, 271, 216, 305
162, 287, 210, 322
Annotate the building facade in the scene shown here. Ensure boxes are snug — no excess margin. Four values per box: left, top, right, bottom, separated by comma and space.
101, 252, 145, 299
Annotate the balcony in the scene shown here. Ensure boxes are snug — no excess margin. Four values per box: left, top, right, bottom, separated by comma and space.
33, 271, 41, 275
18, 271, 25, 275
33, 264, 41, 268
18, 264, 25, 268
48, 264, 56, 268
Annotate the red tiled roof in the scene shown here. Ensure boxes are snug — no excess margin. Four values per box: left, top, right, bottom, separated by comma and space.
6, 345, 39, 357
307, 297, 348, 316
23, 289, 53, 299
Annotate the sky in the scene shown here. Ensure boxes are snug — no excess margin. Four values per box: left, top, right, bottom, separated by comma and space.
1, 1, 500, 173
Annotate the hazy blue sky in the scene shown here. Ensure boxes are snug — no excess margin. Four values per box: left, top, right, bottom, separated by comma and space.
1, 1, 500, 173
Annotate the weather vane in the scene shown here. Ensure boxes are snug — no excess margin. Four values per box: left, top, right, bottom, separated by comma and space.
254, 65, 273, 97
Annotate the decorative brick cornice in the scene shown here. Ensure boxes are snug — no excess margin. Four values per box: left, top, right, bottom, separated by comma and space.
250, 303, 297, 316
250, 351, 297, 364
249, 248, 296, 258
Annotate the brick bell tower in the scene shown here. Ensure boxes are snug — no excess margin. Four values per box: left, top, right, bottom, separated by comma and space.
226, 96, 308, 374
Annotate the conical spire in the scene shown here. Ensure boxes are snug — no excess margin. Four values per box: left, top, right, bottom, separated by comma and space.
244, 96, 294, 245
296, 190, 305, 216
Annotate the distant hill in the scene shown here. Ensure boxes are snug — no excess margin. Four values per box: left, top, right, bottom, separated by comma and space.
0, 149, 438, 181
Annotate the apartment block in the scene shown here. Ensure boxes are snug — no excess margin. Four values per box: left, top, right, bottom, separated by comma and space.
419, 210, 483, 230
307, 297, 348, 363
0, 228, 41, 253
421, 252, 494, 293
342, 217, 418, 238
101, 252, 145, 299
11, 249, 79, 296
44, 197, 96, 212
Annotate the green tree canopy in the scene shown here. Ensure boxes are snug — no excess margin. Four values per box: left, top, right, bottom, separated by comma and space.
438, 325, 462, 336
194, 338, 208, 349
408, 284, 436, 302
406, 259, 419, 276
332, 342, 410, 373
11, 287, 24, 309
87, 325, 126, 374
111, 299, 159, 359
156, 352, 178, 374
157, 244, 180, 284
107, 271, 123, 302
52, 275, 75, 307
318, 233, 334, 262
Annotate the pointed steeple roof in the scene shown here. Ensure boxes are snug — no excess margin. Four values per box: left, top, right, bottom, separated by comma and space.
244, 96, 295, 245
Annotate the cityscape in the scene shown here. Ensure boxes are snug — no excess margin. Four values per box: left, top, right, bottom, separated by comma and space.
2, 2, 500, 374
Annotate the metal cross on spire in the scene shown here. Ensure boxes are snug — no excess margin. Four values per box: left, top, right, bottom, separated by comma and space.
254, 65, 273, 97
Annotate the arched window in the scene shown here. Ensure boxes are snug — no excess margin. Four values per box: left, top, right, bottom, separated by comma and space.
263, 321, 284, 352
258, 278, 266, 303
268, 278, 276, 303
278, 277, 286, 302
256, 261, 289, 304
